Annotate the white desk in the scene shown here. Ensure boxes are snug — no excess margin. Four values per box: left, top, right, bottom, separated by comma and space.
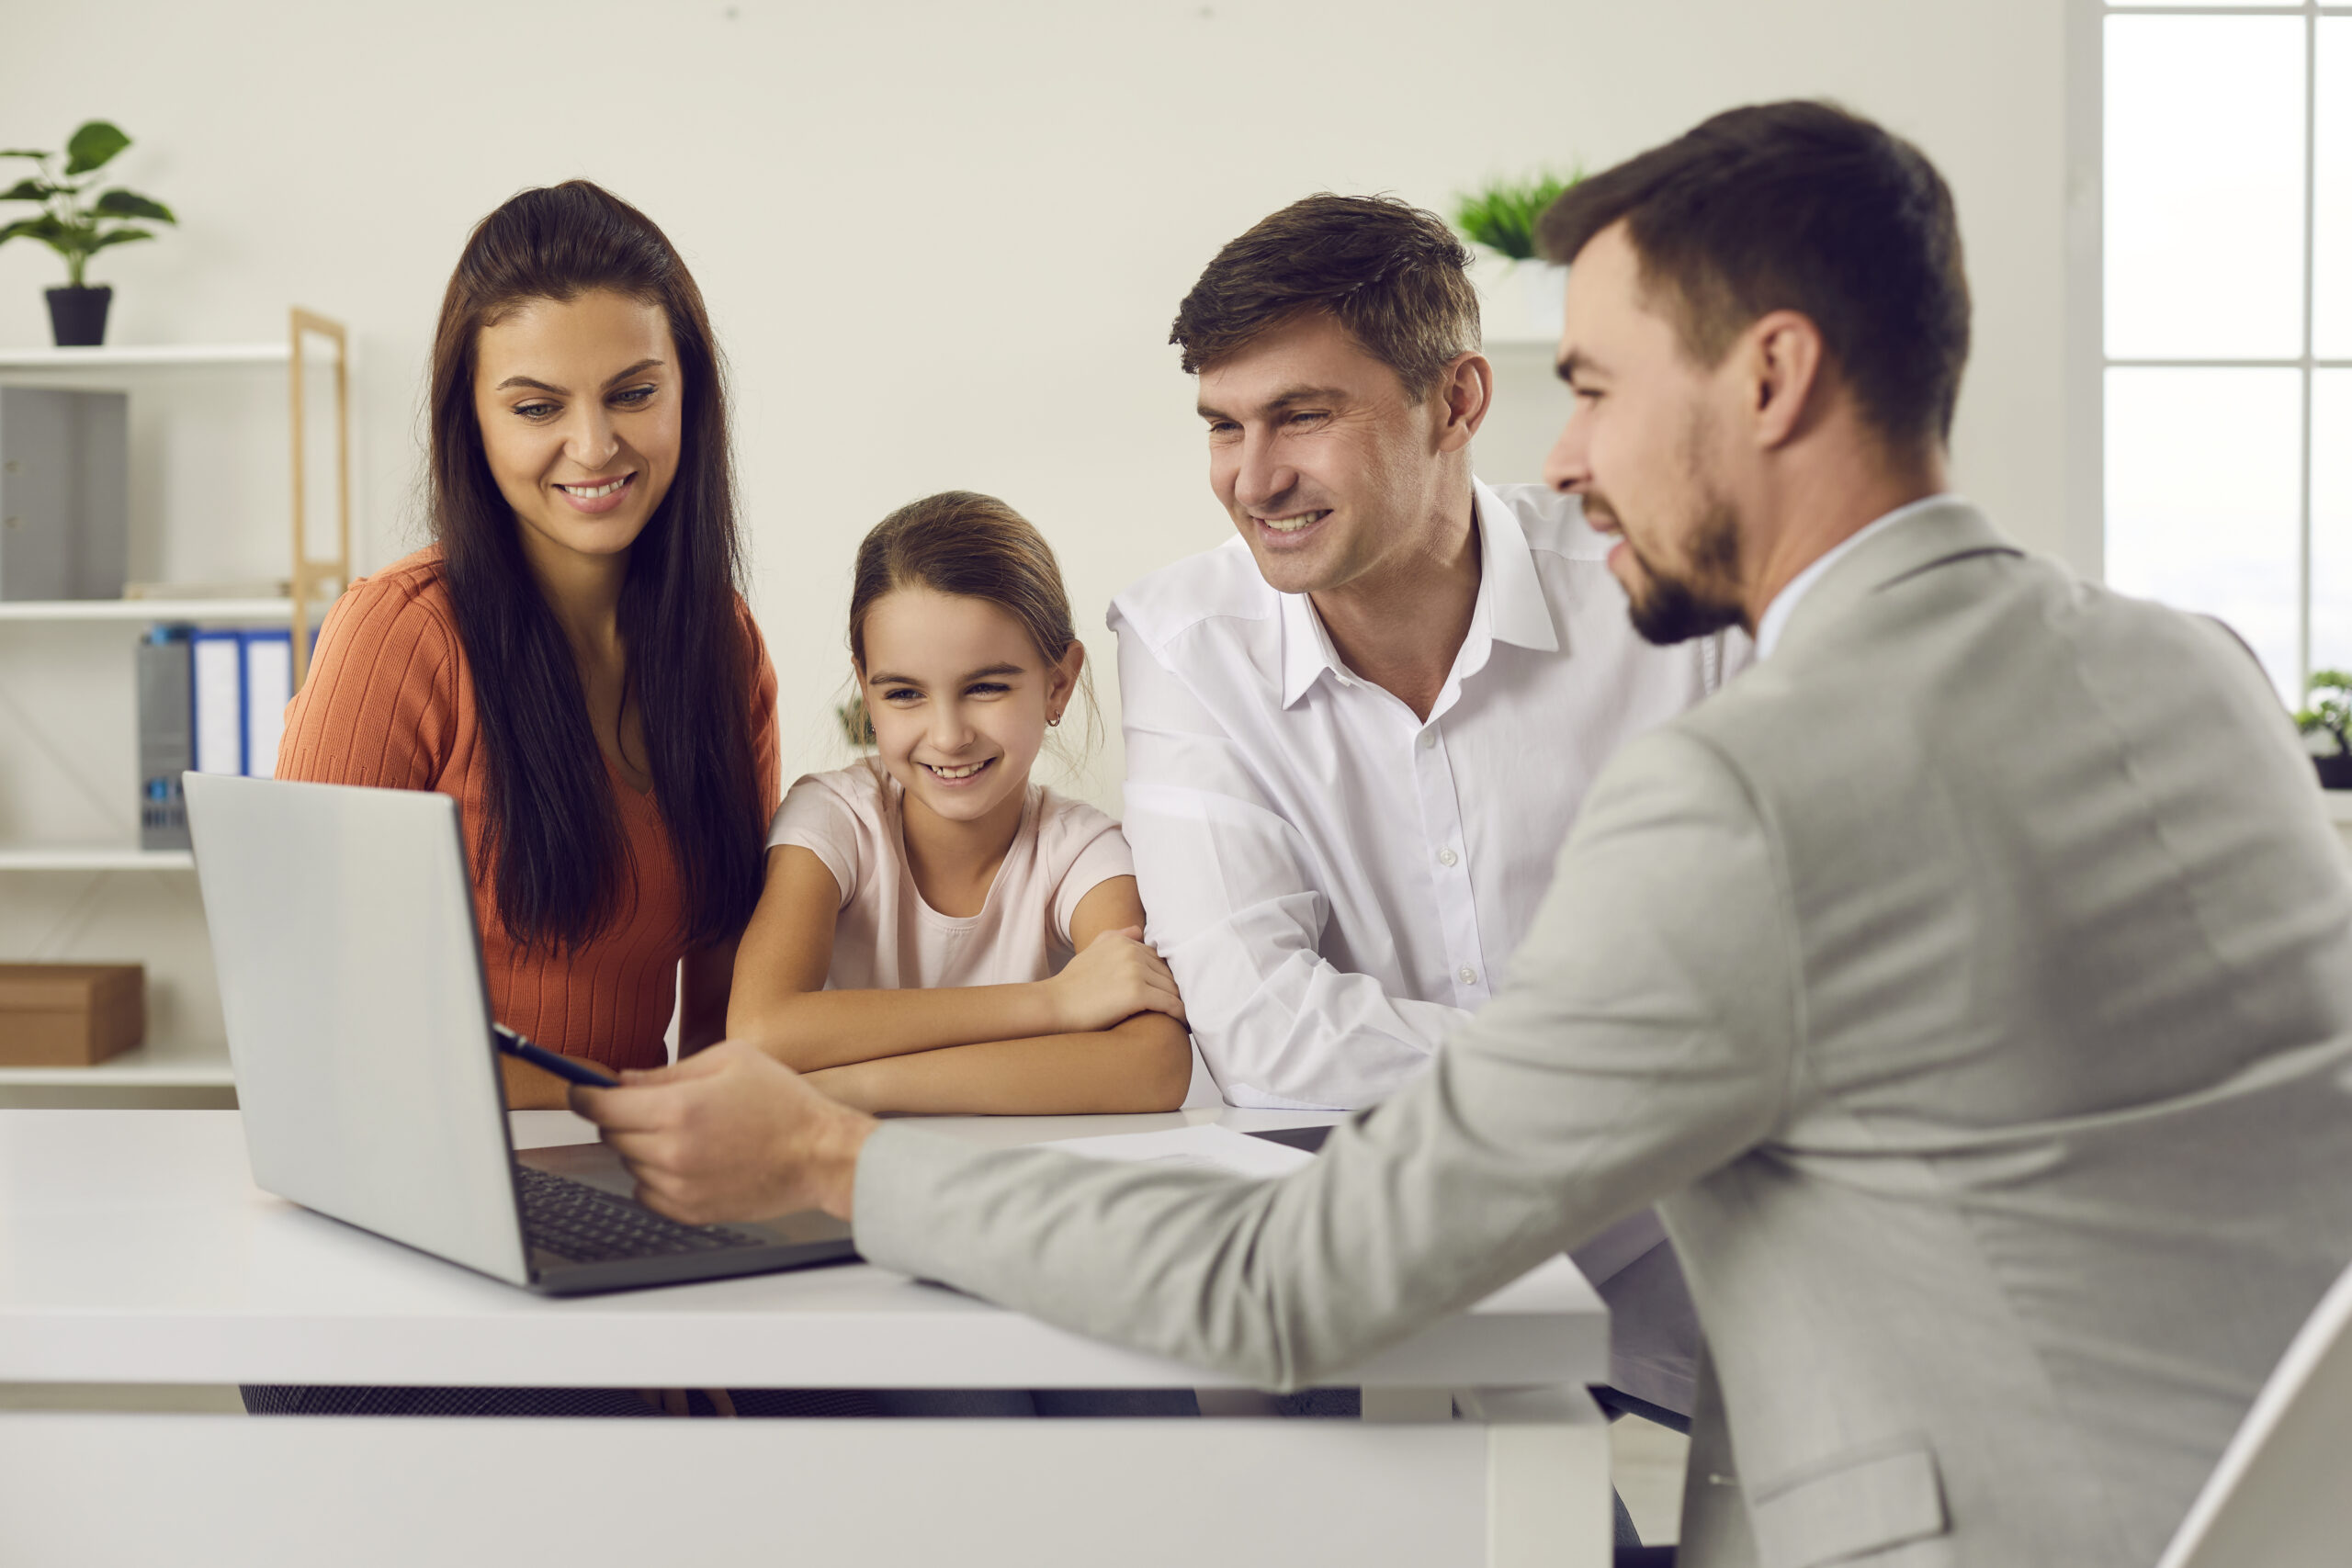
0, 1108, 1610, 1567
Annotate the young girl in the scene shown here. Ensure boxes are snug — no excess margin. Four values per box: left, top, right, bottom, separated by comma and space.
277, 179, 776, 1109
729, 491, 1192, 1114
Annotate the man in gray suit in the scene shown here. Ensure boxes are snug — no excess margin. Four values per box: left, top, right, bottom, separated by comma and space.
578, 101, 2352, 1564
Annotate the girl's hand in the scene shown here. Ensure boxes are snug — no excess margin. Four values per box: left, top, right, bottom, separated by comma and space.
1042, 926, 1186, 1035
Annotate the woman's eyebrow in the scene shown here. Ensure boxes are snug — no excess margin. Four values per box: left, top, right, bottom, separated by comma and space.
603, 358, 663, 386
490, 358, 665, 395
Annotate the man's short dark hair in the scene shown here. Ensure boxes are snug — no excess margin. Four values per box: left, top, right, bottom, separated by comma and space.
1170, 194, 1480, 399
1538, 100, 1970, 446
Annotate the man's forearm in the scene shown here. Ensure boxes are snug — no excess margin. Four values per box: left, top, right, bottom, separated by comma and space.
808, 1093, 874, 1221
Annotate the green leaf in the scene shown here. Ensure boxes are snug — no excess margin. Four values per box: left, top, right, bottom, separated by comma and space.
0, 149, 54, 161
0, 213, 71, 243
0, 178, 57, 203
1451, 168, 1584, 262
63, 120, 130, 176
93, 188, 175, 222
85, 227, 153, 252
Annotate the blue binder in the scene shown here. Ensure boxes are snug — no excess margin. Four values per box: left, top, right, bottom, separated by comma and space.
190, 627, 244, 776
241, 628, 294, 779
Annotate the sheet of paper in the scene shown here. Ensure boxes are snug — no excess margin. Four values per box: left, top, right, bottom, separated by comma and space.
1048, 1123, 1316, 1180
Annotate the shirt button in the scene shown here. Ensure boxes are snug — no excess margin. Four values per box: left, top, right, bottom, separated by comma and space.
1437, 847, 1459, 867
1457, 966, 1478, 986
1419, 730, 1437, 750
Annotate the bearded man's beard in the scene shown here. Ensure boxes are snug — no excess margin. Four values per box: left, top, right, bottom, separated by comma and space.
1623, 500, 1745, 646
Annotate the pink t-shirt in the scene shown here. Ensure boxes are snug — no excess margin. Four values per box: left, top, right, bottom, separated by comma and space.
768, 762, 1136, 990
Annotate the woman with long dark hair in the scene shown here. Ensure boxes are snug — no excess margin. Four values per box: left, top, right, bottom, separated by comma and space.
277, 179, 775, 1109
243, 182, 779, 1418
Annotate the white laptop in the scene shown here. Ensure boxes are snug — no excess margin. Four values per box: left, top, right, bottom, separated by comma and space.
185, 773, 854, 1295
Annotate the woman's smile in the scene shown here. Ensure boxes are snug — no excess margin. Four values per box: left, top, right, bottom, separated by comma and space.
552, 471, 637, 515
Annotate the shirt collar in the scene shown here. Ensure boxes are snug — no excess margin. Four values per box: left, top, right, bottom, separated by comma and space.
1278, 479, 1559, 708
1475, 479, 1563, 655
1279, 586, 1348, 707
1753, 493, 1961, 660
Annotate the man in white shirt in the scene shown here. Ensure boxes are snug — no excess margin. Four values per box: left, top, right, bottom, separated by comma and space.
1110, 195, 1738, 1416
1121, 195, 1737, 1113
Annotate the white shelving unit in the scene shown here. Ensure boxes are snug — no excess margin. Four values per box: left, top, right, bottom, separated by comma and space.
0, 845, 194, 871
0, 1043, 236, 1089
0, 597, 293, 623
0, 343, 289, 368
0, 325, 349, 1101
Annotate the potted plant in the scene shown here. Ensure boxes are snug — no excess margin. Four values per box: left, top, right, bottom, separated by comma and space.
0, 120, 177, 347
1453, 168, 1582, 338
2297, 669, 2352, 790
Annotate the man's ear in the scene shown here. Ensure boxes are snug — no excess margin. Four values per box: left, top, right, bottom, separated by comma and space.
1431, 352, 1495, 454
1740, 310, 1826, 451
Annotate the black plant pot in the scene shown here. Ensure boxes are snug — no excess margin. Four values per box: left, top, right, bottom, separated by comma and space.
45, 285, 112, 347
2315, 752, 2352, 791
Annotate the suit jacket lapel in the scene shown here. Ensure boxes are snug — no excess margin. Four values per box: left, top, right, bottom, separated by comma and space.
1773, 502, 2022, 661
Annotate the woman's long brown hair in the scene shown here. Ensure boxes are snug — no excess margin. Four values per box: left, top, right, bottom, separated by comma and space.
426, 180, 763, 953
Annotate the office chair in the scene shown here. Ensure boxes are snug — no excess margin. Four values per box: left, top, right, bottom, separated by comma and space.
2155, 1253, 2352, 1568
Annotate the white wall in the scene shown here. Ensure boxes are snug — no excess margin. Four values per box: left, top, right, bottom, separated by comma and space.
0, 0, 2069, 809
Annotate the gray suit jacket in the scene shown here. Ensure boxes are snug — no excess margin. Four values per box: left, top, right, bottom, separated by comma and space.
855, 502, 2352, 1567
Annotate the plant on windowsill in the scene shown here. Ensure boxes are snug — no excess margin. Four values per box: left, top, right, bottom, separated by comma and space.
0, 120, 177, 347
2296, 669, 2352, 790
1452, 168, 1583, 339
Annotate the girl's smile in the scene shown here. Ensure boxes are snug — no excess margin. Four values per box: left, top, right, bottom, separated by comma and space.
921, 757, 996, 784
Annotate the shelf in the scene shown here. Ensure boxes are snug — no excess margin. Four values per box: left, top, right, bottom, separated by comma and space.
0, 1038, 232, 1088
0, 343, 288, 368
0, 597, 297, 623
0, 845, 195, 871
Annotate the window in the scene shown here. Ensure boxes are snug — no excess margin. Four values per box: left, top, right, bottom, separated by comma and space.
2089, 2, 2352, 702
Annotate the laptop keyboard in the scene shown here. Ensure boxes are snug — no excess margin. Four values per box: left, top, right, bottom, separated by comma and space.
514, 1165, 766, 1264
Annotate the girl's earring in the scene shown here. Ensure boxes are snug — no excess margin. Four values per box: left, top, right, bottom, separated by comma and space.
1048, 715, 1061, 728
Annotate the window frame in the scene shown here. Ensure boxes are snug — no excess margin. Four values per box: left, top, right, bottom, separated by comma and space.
2068, 0, 2352, 695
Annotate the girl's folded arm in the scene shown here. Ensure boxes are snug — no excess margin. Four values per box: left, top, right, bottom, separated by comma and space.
727, 844, 1064, 1071
803, 1011, 1192, 1115
798, 875, 1193, 1115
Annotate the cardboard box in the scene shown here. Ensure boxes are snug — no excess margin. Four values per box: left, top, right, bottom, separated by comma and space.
0, 964, 144, 1066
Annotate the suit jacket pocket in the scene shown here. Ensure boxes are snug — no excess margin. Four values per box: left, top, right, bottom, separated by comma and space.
1748, 1437, 1949, 1568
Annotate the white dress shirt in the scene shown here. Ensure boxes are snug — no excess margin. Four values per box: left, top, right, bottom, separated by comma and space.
1111, 479, 1744, 1111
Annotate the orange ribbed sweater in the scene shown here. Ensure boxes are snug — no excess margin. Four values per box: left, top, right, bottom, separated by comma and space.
277, 547, 780, 1069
